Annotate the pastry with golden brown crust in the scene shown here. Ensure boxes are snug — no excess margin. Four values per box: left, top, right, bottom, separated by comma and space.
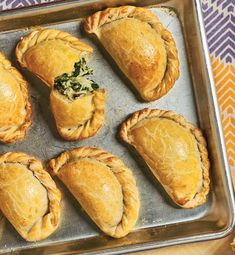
49, 147, 140, 238
0, 152, 61, 241
16, 28, 93, 88
84, 6, 180, 101
120, 108, 210, 208
0, 52, 31, 143
16, 29, 106, 140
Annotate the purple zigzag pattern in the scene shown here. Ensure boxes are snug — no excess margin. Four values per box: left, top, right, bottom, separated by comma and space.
212, 0, 235, 9
201, 0, 235, 63
0, 0, 58, 11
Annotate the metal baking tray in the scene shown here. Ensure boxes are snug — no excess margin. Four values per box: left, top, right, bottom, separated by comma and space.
0, 0, 234, 254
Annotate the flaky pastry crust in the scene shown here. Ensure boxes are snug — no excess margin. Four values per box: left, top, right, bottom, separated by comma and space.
0, 152, 61, 241
49, 147, 140, 238
84, 6, 179, 101
50, 89, 106, 141
0, 52, 32, 143
120, 108, 210, 208
16, 28, 93, 88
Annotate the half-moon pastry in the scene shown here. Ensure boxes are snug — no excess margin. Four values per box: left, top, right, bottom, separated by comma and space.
0, 52, 31, 143
0, 152, 61, 241
84, 6, 180, 101
120, 108, 210, 208
50, 58, 106, 140
49, 147, 140, 238
16, 28, 93, 88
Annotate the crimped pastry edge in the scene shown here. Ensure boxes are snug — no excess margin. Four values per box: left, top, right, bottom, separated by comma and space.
15, 28, 93, 87
49, 146, 140, 238
50, 89, 106, 141
0, 52, 32, 144
120, 108, 210, 209
0, 152, 61, 241
84, 6, 180, 101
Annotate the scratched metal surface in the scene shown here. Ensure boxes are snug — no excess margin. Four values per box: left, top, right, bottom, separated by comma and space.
0, 5, 212, 254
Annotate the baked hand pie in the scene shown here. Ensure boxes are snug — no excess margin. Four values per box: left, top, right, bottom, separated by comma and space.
49, 147, 140, 238
0, 52, 31, 143
16, 28, 93, 88
120, 108, 210, 208
16, 29, 106, 140
84, 6, 180, 101
0, 152, 61, 241
50, 58, 106, 140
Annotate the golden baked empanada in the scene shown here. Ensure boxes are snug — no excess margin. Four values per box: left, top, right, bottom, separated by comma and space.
16, 29, 106, 140
84, 6, 180, 101
120, 108, 210, 208
0, 52, 31, 143
16, 29, 93, 88
49, 147, 140, 238
0, 152, 61, 241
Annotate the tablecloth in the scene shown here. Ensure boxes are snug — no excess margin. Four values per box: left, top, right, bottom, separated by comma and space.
0, 0, 234, 254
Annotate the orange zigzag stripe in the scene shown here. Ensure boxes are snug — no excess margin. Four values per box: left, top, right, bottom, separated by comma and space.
217, 73, 235, 93
210, 56, 235, 170
219, 94, 235, 112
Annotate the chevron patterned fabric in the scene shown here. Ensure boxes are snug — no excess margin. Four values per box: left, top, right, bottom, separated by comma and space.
0, 0, 55, 10
0, 0, 234, 254
202, 0, 235, 175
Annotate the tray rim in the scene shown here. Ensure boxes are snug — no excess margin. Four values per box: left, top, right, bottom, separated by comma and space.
0, 0, 234, 254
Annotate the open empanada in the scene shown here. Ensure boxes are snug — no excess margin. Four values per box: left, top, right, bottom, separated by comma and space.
16, 29, 93, 88
50, 58, 106, 140
49, 147, 140, 238
16, 29, 106, 140
84, 6, 179, 101
0, 52, 31, 143
0, 152, 61, 241
120, 108, 210, 208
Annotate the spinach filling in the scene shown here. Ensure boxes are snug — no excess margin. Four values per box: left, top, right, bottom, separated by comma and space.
54, 58, 99, 100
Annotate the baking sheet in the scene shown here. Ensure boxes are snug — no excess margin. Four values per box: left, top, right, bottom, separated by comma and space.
0, 0, 233, 254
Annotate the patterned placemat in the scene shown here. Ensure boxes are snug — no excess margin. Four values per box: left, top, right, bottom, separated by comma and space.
0, 0, 56, 10
0, 0, 234, 254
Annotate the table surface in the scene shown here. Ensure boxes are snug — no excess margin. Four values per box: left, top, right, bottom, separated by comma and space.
0, 0, 234, 254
